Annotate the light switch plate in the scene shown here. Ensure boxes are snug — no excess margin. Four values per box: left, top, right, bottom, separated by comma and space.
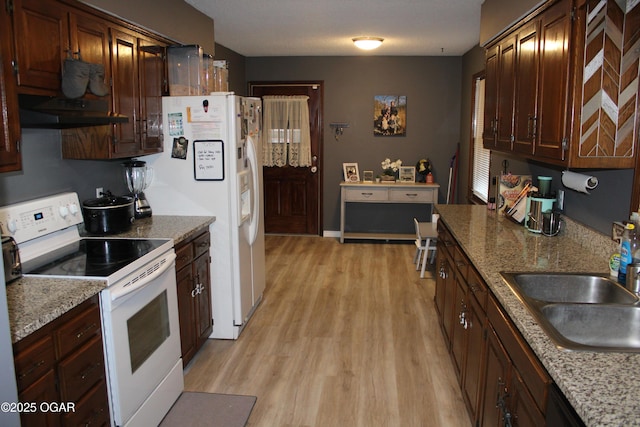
612, 221, 625, 243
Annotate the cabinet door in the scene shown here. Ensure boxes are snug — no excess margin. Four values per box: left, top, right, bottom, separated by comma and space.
483, 45, 499, 148
513, 21, 539, 155
510, 369, 546, 427
176, 265, 197, 364
441, 252, 456, 347
19, 370, 61, 427
533, 0, 572, 161
12, 0, 69, 93
0, 4, 22, 172
434, 242, 447, 319
479, 326, 511, 427
462, 294, 486, 424
110, 27, 141, 157
450, 273, 467, 382
138, 38, 166, 154
69, 10, 110, 89
194, 253, 213, 346
496, 34, 517, 151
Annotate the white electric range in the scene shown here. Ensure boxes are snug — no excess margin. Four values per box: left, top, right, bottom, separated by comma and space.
0, 192, 183, 427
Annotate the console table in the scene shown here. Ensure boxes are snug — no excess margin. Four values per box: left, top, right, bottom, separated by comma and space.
340, 181, 440, 243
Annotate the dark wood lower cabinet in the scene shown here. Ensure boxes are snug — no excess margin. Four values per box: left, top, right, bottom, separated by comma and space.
479, 325, 511, 427
435, 221, 568, 427
176, 230, 213, 367
13, 296, 109, 427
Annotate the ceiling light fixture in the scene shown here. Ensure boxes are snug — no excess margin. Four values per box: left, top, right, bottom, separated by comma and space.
352, 37, 384, 50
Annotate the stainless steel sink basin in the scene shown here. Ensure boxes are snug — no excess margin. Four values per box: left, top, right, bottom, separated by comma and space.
501, 272, 639, 304
500, 272, 640, 352
540, 304, 640, 351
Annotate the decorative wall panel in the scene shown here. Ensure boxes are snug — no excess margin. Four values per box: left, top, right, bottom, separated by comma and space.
580, 0, 640, 158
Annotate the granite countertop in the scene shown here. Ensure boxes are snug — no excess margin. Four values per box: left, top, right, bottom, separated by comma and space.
8, 215, 215, 344
81, 215, 215, 245
435, 205, 639, 427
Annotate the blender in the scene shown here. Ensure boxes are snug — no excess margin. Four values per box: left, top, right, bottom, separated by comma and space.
122, 160, 153, 218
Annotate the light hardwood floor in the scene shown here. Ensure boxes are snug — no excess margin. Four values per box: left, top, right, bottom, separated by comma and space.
183, 235, 472, 427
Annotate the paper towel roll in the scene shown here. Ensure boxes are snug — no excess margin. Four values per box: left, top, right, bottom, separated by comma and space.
561, 171, 598, 193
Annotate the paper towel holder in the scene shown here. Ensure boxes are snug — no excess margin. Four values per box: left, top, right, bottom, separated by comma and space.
561, 170, 599, 194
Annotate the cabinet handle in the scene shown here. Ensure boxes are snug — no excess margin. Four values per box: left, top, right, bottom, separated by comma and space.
361, 192, 374, 197
405, 193, 418, 197
76, 322, 97, 340
531, 116, 538, 139
79, 361, 101, 380
18, 360, 46, 379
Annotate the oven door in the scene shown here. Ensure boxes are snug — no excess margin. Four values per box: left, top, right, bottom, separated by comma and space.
100, 250, 182, 426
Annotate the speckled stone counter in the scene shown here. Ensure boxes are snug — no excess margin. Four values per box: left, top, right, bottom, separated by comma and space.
7, 277, 105, 343
81, 215, 215, 245
8, 215, 215, 345
435, 205, 638, 427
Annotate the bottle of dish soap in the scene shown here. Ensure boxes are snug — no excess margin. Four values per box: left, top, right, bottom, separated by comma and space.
618, 223, 637, 284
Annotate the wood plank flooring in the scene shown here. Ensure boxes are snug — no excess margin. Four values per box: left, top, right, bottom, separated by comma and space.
183, 236, 472, 427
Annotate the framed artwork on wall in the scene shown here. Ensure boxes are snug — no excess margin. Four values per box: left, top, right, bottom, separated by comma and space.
374, 95, 406, 136
343, 163, 360, 182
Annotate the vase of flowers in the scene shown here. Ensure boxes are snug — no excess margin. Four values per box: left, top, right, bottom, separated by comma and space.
381, 158, 402, 181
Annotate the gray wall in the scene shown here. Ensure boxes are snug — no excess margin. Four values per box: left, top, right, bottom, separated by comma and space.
247, 56, 462, 233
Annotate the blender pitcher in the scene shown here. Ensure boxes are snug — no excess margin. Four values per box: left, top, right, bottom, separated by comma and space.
122, 160, 153, 218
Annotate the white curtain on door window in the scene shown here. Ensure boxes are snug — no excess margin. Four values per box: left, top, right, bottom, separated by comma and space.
262, 95, 311, 167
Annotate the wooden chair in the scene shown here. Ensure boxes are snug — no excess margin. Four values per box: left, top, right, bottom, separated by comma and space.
413, 215, 439, 278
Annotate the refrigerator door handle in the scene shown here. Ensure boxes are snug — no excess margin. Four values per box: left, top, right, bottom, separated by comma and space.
246, 135, 260, 246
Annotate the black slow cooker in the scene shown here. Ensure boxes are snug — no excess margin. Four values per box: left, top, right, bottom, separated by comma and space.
82, 191, 135, 234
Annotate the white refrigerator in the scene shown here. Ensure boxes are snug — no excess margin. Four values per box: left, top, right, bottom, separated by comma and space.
145, 93, 265, 339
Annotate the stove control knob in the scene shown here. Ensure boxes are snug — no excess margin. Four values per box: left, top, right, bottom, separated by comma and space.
68, 203, 79, 216
7, 219, 17, 234
59, 205, 69, 218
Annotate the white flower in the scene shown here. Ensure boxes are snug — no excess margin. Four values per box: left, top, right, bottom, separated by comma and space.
381, 158, 402, 174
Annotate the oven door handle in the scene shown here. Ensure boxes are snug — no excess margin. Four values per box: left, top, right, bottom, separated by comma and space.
109, 252, 177, 302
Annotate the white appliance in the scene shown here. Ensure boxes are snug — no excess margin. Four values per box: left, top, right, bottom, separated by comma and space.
0, 193, 183, 427
145, 93, 265, 339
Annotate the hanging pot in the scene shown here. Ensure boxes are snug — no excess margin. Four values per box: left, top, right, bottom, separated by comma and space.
82, 192, 135, 235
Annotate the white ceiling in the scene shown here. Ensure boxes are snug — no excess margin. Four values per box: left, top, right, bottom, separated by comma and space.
184, 0, 484, 57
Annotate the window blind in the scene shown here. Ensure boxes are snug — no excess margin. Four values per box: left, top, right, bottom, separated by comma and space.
472, 77, 491, 203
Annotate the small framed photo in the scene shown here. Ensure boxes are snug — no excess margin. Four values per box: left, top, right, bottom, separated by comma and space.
343, 163, 360, 182
399, 166, 416, 182
363, 170, 374, 182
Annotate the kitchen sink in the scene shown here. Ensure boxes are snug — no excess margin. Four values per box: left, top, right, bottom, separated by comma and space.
500, 272, 640, 352
501, 272, 639, 304
540, 304, 640, 351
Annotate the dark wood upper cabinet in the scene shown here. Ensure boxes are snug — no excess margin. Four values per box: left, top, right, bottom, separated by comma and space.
3, 0, 171, 163
0, 3, 22, 173
482, 45, 499, 148
484, 0, 638, 169
534, 0, 572, 162
12, 0, 70, 95
513, 20, 539, 155
495, 33, 516, 152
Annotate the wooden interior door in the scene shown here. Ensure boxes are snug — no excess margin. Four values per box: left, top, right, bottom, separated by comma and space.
249, 82, 323, 235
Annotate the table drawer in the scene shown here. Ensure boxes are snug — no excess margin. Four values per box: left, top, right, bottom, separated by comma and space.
344, 188, 388, 201
389, 188, 435, 203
